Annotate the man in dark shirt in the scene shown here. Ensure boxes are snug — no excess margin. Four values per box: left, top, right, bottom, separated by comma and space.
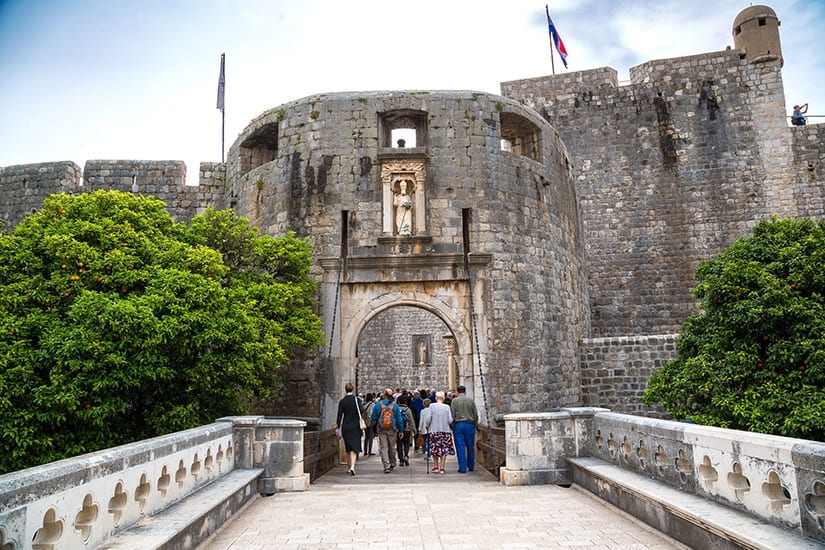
450, 385, 479, 473
410, 390, 424, 451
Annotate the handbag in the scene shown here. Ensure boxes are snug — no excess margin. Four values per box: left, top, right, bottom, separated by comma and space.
356, 396, 367, 430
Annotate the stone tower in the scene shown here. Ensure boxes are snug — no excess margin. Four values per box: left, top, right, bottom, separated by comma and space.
225, 91, 590, 421
732, 5, 783, 66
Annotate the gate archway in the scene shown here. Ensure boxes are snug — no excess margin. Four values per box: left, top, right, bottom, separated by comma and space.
355, 305, 457, 395
340, 284, 476, 393
318, 253, 493, 426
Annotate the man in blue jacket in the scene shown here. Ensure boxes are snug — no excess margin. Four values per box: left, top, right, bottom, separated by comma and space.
371, 388, 405, 473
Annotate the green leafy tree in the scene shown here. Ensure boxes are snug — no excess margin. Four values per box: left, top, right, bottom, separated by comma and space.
0, 191, 322, 473
643, 218, 825, 441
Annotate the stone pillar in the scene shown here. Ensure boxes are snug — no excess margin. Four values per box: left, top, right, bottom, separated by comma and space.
444, 335, 456, 390
219, 416, 310, 495
500, 408, 609, 486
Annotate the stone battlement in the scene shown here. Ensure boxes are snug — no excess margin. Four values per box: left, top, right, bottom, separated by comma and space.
0, 160, 226, 228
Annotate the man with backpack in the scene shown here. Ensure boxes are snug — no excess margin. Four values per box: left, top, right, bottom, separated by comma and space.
370, 388, 405, 473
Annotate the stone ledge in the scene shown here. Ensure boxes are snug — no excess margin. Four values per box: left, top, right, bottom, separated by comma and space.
500, 467, 572, 486
260, 472, 310, 495
569, 457, 821, 550
98, 468, 262, 550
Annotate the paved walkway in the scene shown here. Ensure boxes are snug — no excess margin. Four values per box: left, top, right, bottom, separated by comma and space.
198, 449, 688, 549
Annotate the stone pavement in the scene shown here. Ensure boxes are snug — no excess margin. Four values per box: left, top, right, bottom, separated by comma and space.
198, 449, 689, 549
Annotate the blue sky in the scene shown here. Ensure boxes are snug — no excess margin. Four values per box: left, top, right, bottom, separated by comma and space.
1, 0, 823, 183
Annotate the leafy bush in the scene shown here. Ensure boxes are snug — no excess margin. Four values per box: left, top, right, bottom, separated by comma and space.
643, 218, 825, 441
0, 191, 322, 473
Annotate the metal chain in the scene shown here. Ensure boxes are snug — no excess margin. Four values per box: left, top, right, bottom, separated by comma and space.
312, 254, 342, 482
463, 249, 499, 477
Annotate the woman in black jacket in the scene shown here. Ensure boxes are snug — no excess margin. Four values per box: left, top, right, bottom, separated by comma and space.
336, 382, 363, 475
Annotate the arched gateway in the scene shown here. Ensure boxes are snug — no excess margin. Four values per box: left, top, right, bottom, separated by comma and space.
319, 258, 488, 417
226, 90, 590, 423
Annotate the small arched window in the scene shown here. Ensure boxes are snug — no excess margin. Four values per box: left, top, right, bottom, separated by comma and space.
500, 112, 540, 161
239, 123, 279, 175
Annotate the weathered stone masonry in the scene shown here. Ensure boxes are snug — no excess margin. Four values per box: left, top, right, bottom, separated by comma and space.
2, 6, 824, 420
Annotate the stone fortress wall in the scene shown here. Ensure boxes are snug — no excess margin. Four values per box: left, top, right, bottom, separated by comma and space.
0, 160, 226, 229
500, 5, 825, 413
225, 90, 590, 419
1, 5, 823, 419
501, 49, 811, 337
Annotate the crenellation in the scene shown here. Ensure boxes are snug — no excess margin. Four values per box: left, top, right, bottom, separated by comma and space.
0, 161, 81, 228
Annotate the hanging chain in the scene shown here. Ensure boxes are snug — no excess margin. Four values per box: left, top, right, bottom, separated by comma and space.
463, 249, 499, 477
312, 254, 342, 482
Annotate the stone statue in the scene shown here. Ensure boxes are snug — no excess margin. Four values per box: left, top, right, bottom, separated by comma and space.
394, 179, 413, 236
418, 339, 427, 366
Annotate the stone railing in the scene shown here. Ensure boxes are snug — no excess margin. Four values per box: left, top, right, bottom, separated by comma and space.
0, 416, 308, 550
500, 408, 825, 544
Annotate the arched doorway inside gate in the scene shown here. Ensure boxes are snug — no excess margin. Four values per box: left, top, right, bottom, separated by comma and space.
355, 305, 458, 395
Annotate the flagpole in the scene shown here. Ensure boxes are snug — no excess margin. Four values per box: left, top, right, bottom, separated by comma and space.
546, 5, 556, 75
217, 53, 226, 163
221, 104, 225, 163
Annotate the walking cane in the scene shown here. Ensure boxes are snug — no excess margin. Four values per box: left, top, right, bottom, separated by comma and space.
426, 433, 430, 475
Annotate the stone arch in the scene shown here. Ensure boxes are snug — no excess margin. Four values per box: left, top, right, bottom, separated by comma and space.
339, 288, 476, 398
356, 305, 457, 393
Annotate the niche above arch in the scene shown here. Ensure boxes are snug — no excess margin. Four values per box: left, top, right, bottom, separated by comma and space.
381, 159, 427, 237
239, 122, 279, 175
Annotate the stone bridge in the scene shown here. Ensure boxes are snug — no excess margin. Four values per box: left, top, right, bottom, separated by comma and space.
1, 410, 823, 549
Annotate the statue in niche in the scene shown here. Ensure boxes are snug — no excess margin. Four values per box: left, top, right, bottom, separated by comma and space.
393, 179, 414, 236
418, 339, 428, 366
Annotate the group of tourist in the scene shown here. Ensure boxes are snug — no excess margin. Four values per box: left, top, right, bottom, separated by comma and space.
335, 385, 479, 475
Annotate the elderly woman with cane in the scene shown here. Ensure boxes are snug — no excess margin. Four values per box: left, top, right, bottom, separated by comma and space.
425, 391, 454, 474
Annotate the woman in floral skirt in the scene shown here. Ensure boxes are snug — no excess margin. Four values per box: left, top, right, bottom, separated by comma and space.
425, 391, 454, 473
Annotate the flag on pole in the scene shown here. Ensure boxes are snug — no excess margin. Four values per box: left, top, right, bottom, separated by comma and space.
546, 6, 568, 69
217, 53, 225, 112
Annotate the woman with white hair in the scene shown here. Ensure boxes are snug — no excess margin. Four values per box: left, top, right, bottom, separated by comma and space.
425, 391, 454, 474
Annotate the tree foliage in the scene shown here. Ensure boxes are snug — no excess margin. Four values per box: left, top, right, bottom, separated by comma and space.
643, 218, 825, 441
0, 191, 323, 473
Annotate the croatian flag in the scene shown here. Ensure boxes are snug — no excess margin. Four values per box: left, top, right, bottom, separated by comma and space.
546, 6, 568, 69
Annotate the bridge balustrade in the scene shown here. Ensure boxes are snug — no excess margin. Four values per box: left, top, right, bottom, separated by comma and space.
0, 416, 308, 550
500, 407, 825, 544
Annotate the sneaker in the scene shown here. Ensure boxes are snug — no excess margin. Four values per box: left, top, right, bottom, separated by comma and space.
440, 469, 445, 474
384, 468, 391, 473
431, 466, 440, 472
390, 464, 396, 470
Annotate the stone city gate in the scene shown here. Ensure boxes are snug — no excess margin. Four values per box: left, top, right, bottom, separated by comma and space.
319, 255, 491, 421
